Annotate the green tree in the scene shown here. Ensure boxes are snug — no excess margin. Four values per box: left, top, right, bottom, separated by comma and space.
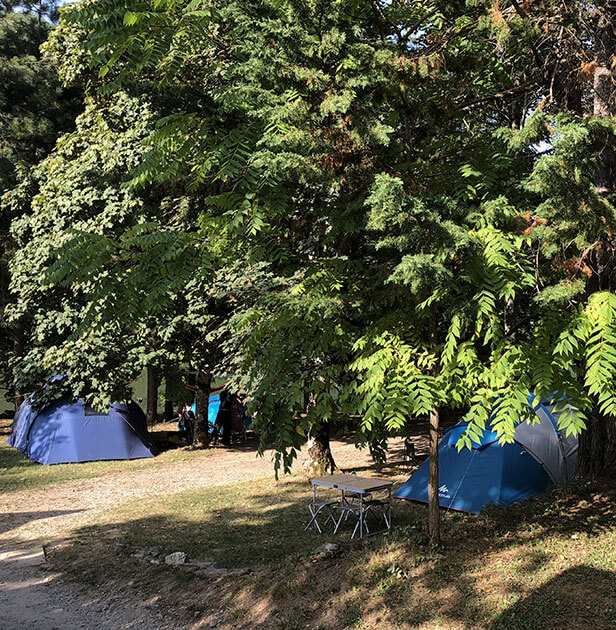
0, 5, 81, 409
48, 0, 541, 546
445, 1, 616, 478
31, 0, 616, 546
3, 94, 168, 406
0, 9, 79, 193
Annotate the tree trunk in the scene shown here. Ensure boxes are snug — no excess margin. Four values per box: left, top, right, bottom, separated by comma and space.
12, 323, 24, 411
193, 369, 211, 447
163, 373, 174, 421
593, 2, 616, 193
577, 407, 616, 476
427, 406, 441, 546
579, 3, 616, 477
146, 365, 158, 428
427, 304, 441, 546
304, 422, 336, 475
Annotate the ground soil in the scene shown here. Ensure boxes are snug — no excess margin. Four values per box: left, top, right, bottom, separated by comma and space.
0, 429, 419, 630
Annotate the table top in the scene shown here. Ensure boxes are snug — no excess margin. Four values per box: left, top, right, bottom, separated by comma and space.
311, 473, 393, 493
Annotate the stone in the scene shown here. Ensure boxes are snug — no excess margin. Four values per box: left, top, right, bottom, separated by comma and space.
164, 551, 187, 566
209, 621, 218, 628
183, 560, 215, 572
196, 567, 229, 578
149, 559, 161, 565
312, 543, 339, 557
147, 546, 162, 557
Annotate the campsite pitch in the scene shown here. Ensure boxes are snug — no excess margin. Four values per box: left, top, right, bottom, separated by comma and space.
0, 416, 410, 629
3, 417, 616, 629
0, 418, 209, 493
47, 477, 616, 630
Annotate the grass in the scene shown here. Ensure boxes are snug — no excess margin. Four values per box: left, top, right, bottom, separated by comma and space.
5, 409, 615, 629
0, 418, 210, 494
49, 473, 616, 630
64, 476, 360, 567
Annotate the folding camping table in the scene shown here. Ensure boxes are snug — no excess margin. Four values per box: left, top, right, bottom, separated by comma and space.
308, 474, 393, 539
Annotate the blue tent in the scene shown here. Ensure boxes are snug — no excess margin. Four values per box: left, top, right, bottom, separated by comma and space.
190, 394, 251, 432
394, 398, 578, 514
8, 397, 155, 464
190, 393, 221, 431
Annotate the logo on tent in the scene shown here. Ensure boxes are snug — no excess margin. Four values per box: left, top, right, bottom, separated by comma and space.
438, 484, 451, 498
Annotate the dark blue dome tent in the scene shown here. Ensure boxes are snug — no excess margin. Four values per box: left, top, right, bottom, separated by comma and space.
8, 393, 156, 465
394, 396, 578, 514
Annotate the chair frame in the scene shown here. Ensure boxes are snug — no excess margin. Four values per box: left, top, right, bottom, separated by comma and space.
304, 485, 339, 534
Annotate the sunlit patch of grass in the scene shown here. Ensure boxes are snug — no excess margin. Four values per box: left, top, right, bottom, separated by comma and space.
70, 477, 348, 567
47, 458, 616, 629
0, 417, 210, 493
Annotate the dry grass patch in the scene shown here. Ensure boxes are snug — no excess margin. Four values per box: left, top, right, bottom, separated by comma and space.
47, 475, 616, 629
0, 417, 210, 493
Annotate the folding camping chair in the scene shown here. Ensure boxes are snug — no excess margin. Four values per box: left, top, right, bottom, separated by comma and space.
364, 498, 391, 531
332, 501, 370, 539
304, 500, 338, 534
230, 412, 247, 443
404, 437, 418, 468
329, 482, 373, 539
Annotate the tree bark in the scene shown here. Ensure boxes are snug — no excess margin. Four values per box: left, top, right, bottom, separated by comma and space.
427, 406, 441, 546
593, 2, 616, 193
304, 422, 336, 475
579, 2, 616, 477
163, 373, 174, 421
146, 365, 158, 428
12, 323, 24, 411
577, 407, 616, 476
193, 369, 211, 447
427, 305, 441, 546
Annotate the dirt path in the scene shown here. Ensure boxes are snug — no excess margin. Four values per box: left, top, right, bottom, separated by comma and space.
0, 436, 413, 629
0, 547, 178, 630
0, 437, 408, 546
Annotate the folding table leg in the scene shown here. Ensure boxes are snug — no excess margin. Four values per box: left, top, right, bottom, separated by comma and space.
359, 493, 364, 539
351, 507, 370, 539
305, 484, 326, 533
333, 505, 346, 535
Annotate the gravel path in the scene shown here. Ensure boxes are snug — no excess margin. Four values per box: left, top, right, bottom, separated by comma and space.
0, 547, 177, 630
0, 436, 410, 629
0, 438, 406, 546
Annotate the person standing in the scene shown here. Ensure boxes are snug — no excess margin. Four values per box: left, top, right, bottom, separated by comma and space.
216, 390, 233, 446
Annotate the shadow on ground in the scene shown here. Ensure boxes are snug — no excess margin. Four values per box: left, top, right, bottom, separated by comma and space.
0, 510, 85, 537
490, 565, 616, 630
47, 476, 616, 629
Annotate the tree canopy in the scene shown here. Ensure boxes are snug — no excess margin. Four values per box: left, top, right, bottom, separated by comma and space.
6, 0, 616, 543
0, 3, 81, 408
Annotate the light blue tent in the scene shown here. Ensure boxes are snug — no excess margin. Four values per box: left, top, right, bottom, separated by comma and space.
190, 393, 221, 431
394, 397, 578, 513
190, 394, 251, 432
8, 397, 155, 464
